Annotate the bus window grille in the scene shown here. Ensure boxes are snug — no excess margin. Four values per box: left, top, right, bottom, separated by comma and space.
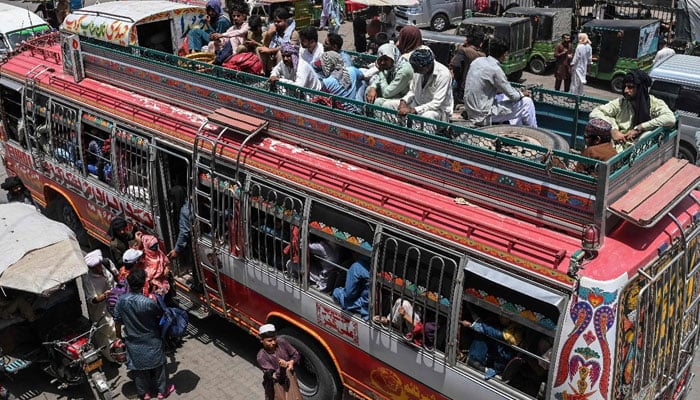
247, 182, 305, 284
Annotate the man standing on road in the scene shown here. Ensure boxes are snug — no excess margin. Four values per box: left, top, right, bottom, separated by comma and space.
114, 268, 175, 400
83, 250, 118, 362
554, 34, 572, 92
570, 33, 592, 97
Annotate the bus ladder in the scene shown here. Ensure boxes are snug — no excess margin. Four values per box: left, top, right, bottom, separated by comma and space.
191, 108, 268, 318
22, 65, 53, 164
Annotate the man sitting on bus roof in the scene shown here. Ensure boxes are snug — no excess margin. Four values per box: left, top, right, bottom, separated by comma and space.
385, 48, 453, 123
462, 37, 537, 128
589, 69, 675, 153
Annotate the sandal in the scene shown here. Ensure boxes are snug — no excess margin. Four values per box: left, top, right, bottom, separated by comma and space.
157, 384, 175, 399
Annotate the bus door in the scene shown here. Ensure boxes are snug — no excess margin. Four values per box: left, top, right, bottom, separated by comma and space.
150, 142, 192, 278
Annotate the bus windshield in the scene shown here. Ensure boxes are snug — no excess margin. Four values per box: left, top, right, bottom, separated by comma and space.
6, 25, 51, 49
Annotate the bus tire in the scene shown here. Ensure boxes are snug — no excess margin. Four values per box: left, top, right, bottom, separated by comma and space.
481, 125, 570, 154
45, 196, 90, 247
528, 57, 547, 75
610, 74, 625, 93
278, 329, 341, 400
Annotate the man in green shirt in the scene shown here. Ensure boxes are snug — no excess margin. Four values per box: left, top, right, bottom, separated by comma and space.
589, 69, 675, 152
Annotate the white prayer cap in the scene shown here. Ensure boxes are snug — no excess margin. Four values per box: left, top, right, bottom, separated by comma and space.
123, 248, 144, 264
84, 249, 103, 268
259, 324, 276, 336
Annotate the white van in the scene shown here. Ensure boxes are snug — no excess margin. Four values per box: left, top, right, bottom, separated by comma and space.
0, 4, 51, 59
649, 54, 700, 164
395, 0, 468, 31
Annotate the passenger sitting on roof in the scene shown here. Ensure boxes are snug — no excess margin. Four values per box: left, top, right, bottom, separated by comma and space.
323, 33, 353, 67
384, 48, 454, 123
463, 37, 537, 128
258, 7, 299, 76
588, 69, 675, 153
299, 26, 324, 65
210, 2, 250, 62
270, 43, 322, 92
396, 26, 429, 61
317, 51, 365, 104
187, 0, 232, 53
575, 118, 616, 175
365, 43, 413, 106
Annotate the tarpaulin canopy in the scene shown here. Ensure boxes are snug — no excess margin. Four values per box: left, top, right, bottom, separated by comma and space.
0, 203, 86, 295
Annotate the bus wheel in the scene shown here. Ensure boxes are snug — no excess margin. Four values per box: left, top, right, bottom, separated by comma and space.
278, 329, 341, 400
528, 57, 547, 75
610, 75, 625, 93
46, 197, 90, 247
430, 13, 449, 32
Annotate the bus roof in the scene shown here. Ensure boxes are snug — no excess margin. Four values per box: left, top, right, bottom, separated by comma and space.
0, 4, 49, 34
61, 1, 203, 45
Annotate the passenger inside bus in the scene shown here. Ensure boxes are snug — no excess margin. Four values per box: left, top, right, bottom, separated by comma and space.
373, 298, 421, 334
332, 253, 370, 320
460, 314, 524, 379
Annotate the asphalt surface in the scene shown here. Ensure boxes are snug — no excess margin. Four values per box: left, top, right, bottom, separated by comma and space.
0, 1, 694, 399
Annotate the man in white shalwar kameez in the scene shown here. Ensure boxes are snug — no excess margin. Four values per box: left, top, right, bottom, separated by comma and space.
570, 33, 592, 97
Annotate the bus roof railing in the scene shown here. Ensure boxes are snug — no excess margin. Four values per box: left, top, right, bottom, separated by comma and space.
71, 37, 679, 244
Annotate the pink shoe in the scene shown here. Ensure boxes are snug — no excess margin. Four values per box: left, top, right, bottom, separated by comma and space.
157, 384, 175, 399
142, 394, 152, 400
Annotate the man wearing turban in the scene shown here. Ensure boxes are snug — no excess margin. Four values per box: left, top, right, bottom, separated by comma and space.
589, 69, 675, 152
269, 42, 322, 91
389, 48, 453, 122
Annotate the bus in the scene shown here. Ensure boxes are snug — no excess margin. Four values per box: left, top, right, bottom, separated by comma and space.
1, 3, 699, 399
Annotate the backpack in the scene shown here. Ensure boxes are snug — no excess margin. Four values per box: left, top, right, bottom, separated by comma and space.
155, 294, 189, 339
222, 51, 264, 75
106, 280, 129, 317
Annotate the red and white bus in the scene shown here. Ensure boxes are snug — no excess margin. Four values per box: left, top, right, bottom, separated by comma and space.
1, 3, 699, 399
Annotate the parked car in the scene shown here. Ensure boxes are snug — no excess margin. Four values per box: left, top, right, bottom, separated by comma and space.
503, 7, 572, 74
649, 54, 700, 164
0, 4, 51, 60
581, 18, 660, 93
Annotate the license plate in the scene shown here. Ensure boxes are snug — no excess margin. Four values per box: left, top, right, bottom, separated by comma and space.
84, 358, 102, 372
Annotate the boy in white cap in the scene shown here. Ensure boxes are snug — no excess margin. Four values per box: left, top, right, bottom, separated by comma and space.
83, 249, 118, 362
256, 324, 302, 400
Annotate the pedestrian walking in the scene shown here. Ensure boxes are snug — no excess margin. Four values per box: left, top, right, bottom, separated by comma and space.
256, 324, 303, 400
554, 34, 572, 92
570, 33, 592, 97
114, 268, 175, 400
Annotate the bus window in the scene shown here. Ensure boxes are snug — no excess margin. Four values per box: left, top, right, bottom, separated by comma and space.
374, 230, 458, 354
49, 101, 81, 171
458, 266, 559, 395
113, 128, 150, 205
306, 201, 375, 293
0, 85, 23, 144
80, 115, 113, 184
247, 179, 304, 282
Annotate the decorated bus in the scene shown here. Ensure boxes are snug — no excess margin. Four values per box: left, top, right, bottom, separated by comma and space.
1, 3, 699, 400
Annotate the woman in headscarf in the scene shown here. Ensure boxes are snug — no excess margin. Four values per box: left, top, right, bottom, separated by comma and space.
108, 216, 139, 266
139, 234, 171, 298
318, 51, 365, 104
396, 25, 427, 61
187, 0, 232, 52
570, 32, 592, 96
365, 42, 414, 106
269, 42, 322, 91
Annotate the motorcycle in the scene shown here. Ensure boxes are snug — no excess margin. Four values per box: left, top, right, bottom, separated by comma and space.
41, 320, 113, 400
